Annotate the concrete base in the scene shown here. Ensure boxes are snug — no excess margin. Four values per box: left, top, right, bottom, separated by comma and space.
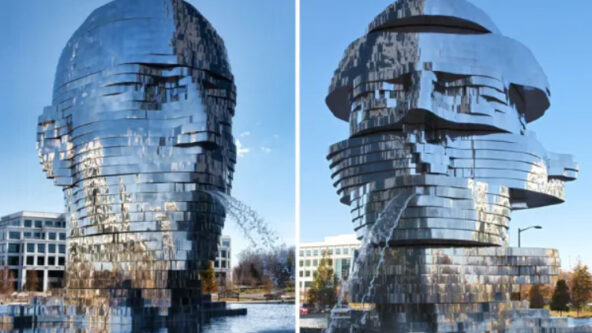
327, 308, 592, 333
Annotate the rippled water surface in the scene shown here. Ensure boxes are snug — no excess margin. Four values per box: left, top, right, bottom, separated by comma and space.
568, 317, 592, 327
203, 303, 294, 333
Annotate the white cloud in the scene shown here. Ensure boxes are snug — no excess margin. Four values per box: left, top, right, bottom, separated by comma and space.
239, 131, 251, 137
260, 146, 272, 153
235, 139, 250, 157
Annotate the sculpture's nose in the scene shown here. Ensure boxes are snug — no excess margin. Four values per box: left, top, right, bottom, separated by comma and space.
412, 70, 438, 113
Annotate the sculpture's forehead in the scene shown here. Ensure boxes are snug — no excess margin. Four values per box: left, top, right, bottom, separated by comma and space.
53, 0, 232, 101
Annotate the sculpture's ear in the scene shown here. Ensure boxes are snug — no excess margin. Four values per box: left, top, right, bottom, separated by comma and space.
37, 105, 74, 187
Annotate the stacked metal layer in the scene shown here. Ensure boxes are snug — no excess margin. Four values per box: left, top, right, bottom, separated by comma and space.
36, 0, 236, 327
326, 0, 586, 331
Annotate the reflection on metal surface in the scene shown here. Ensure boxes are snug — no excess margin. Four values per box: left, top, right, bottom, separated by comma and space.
325, 0, 588, 331
35, 0, 236, 329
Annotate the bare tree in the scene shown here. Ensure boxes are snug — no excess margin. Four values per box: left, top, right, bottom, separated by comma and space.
0, 266, 14, 295
24, 270, 40, 292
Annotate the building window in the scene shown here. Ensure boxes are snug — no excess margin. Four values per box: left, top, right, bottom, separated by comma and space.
10, 220, 20, 227
27, 243, 35, 253
305, 260, 310, 267
342, 259, 351, 279
221, 250, 227, 258
26, 256, 34, 266
8, 256, 19, 266
9, 231, 20, 240
328, 249, 333, 255
58, 257, 65, 266
34, 232, 43, 239
24, 220, 32, 228
306, 250, 311, 256
221, 260, 226, 268
299, 271, 303, 277
45, 220, 54, 227
8, 244, 20, 253
222, 240, 230, 247
34, 220, 42, 228
49, 232, 56, 240
49, 244, 56, 253
38, 244, 45, 253
59, 245, 66, 254
24, 232, 32, 239
299, 250, 304, 257
59, 233, 66, 240
336, 248, 341, 255
343, 248, 349, 255
313, 249, 318, 256
313, 259, 318, 267
305, 282, 311, 288
48, 257, 56, 266
299, 260, 303, 267
37, 256, 45, 266
305, 271, 311, 277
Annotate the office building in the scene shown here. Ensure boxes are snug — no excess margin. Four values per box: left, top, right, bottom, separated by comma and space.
0, 211, 67, 292
214, 235, 231, 286
298, 234, 360, 294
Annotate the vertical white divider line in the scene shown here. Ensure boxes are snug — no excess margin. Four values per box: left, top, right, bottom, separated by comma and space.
294, 0, 301, 331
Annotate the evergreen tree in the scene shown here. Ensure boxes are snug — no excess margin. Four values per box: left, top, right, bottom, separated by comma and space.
570, 262, 592, 316
550, 279, 571, 315
308, 249, 338, 309
199, 261, 218, 294
529, 284, 545, 309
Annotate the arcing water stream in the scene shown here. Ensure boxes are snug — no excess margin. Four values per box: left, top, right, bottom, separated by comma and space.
326, 190, 416, 333
208, 191, 280, 250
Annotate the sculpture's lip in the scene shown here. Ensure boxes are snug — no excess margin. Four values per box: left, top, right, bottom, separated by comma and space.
368, 0, 500, 34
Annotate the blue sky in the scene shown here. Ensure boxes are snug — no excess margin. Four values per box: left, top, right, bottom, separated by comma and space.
301, 0, 592, 270
0, 0, 295, 266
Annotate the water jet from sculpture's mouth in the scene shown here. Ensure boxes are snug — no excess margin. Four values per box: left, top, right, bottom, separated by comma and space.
206, 190, 280, 251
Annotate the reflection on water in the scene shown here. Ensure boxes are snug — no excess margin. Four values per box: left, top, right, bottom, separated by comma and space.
203, 303, 294, 333
568, 317, 592, 327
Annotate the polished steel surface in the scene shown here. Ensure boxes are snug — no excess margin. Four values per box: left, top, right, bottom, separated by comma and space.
36, 0, 236, 326
326, 0, 585, 331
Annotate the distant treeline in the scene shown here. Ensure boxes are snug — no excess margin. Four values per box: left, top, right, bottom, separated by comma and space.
233, 245, 295, 289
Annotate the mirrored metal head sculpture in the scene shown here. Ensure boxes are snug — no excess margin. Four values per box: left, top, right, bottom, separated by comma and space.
37, 0, 235, 312
326, 0, 583, 331
327, 0, 577, 246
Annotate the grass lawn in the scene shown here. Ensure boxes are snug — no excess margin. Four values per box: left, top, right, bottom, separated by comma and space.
547, 305, 592, 318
